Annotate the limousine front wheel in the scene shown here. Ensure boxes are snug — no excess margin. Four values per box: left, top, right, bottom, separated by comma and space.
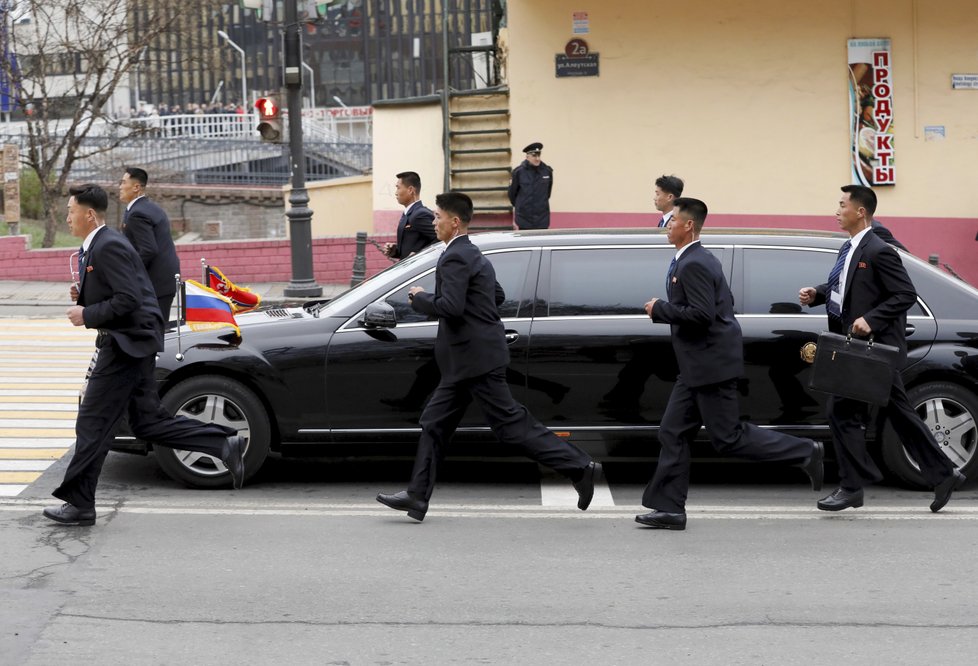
881, 381, 978, 489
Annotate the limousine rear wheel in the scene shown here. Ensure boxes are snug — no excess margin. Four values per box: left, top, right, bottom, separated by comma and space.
881, 382, 978, 489
156, 375, 271, 489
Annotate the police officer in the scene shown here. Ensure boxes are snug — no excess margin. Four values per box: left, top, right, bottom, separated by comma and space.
508, 142, 553, 230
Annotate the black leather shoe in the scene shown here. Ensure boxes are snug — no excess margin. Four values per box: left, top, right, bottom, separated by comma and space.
817, 487, 864, 511
223, 435, 246, 490
573, 462, 603, 511
931, 470, 966, 513
377, 490, 428, 521
43, 503, 96, 526
796, 440, 824, 491
635, 510, 686, 530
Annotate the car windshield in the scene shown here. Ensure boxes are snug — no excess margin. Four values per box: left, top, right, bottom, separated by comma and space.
309, 241, 445, 317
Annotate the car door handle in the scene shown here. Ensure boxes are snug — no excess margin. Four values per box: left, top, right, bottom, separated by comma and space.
905, 324, 915, 336
505, 331, 519, 344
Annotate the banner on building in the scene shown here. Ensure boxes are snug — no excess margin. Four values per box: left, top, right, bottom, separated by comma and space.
848, 39, 894, 186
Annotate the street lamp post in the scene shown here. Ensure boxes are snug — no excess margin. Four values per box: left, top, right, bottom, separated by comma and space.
217, 30, 247, 109
282, 0, 322, 297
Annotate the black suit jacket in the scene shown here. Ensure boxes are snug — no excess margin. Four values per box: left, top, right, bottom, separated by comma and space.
123, 196, 180, 299
811, 231, 916, 364
650, 242, 744, 387
390, 202, 437, 259
79, 227, 164, 358
410, 236, 508, 383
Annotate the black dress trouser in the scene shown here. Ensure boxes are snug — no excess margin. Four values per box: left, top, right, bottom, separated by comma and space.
54, 340, 234, 509
643, 376, 814, 514
407, 367, 591, 501
829, 371, 953, 491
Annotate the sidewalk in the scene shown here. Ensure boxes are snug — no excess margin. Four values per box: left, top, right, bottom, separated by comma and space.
0, 280, 351, 307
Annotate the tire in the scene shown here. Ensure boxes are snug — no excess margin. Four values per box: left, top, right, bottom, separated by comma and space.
881, 381, 978, 488
155, 375, 271, 489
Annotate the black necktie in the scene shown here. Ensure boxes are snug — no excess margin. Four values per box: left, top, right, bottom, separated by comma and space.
825, 239, 852, 318
77, 246, 85, 280
658, 216, 667, 228
666, 256, 677, 296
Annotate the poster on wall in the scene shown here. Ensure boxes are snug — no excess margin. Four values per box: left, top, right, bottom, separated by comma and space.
848, 39, 894, 186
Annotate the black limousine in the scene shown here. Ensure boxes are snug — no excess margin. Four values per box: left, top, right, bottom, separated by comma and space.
113, 229, 978, 490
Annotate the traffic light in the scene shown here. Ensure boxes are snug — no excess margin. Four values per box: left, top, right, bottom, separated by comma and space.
254, 96, 282, 142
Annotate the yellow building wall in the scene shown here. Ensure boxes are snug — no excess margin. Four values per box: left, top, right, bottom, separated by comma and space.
285, 175, 373, 237
371, 99, 445, 234
506, 0, 978, 219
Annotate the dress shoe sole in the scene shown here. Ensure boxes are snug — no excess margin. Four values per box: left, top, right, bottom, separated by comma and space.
931, 472, 966, 513
577, 463, 603, 511
376, 495, 426, 522
634, 516, 686, 530
816, 498, 864, 512
43, 510, 95, 526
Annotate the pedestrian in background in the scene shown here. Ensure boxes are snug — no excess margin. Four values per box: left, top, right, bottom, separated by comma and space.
118, 167, 180, 321
45, 184, 245, 527
383, 171, 438, 260
508, 142, 553, 230
638, 197, 823, 531
376, 192, 600, 522
799, 185, 964, 512
653, 174, 684, 228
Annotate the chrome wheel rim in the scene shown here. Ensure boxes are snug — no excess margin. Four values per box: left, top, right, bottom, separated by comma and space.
904, 395, 977, 471
171, 394, 251, 477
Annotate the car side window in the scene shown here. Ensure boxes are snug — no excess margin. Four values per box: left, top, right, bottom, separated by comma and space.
741, 248, 831, 315
548, 248, 672, 316
384, 250, 531, 324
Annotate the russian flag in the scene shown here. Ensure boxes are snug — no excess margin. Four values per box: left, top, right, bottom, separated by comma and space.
183, 280, 240, 337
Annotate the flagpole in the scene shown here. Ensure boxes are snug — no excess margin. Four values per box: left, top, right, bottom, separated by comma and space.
174, 273, 185, 361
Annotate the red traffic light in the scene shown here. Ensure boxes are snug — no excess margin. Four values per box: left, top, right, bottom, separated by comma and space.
255, 97, 279, 119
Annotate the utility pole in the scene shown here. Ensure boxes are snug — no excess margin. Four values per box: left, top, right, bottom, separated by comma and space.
282, 0, 322, 298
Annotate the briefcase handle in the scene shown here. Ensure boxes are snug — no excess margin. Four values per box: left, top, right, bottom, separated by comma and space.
845, 328, 876, 347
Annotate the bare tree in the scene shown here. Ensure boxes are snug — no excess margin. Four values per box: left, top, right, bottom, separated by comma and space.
0, 0, 224, 246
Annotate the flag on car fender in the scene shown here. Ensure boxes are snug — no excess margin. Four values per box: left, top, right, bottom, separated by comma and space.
207, 265, 261, 313
183, 280, 240, 337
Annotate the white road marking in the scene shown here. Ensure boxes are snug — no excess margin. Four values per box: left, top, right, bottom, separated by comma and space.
0, 438, 74, 448
0, 485, 29, 497
540, 477, 615, 507
0, 460, 54, 471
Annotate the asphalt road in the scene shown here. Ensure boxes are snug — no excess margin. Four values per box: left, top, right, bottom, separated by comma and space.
4, 453, 978, 665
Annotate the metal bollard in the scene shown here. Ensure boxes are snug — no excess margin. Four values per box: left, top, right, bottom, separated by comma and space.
351, 231, 367, 287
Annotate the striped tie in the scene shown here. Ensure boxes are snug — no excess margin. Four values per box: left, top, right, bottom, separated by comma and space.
825, 239, 851, 318
666, 256, 677, 296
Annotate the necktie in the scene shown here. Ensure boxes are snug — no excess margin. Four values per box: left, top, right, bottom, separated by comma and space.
666, 256, 677, 296
658, 216, 667, 228
77, 246, 85, 280
825, 239, 851, 318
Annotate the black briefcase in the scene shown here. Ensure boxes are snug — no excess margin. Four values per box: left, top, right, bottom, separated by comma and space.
807, 331, 900, 405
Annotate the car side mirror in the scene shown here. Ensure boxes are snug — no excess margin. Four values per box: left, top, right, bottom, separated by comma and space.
360, 301, 397, 329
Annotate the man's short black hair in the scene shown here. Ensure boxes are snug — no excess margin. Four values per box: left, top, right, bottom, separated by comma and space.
396, 171, 421, 192
435, 191, 473, 225
673, 197, 708, 231
68, 183, 109, 213
841, 184, 877, 218
125, 167, 149, 188
655, 175, 684, 198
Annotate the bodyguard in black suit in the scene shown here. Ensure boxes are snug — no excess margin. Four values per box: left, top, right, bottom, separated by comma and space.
799, 185, 963, 512
119, 167, 180, 320
44, 185, 245, 527
376, 192, 599, 521
637, 198, 822, 530
383, 171, 437, 260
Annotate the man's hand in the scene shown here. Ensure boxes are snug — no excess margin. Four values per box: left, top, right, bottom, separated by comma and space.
383, 242, 396, 258
408, 286, 425, 301
644, 298, 659, 317
799, 287, 816, 305
69, 283, 79, 301
66, 305, 85, 327
851, 316, 872, 336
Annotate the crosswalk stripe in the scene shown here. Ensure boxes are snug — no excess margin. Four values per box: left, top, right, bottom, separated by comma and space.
0, 411, 77, 419
0, 401, 78, 408
0, 485, 29, 497
0, 383, 82, 389
0, 460, 55, 471
0, 438, 74, 448
0, 428, 76, 437
0, 449, 71, 459
0, 391, 80, 397
0, 471, 42, 484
